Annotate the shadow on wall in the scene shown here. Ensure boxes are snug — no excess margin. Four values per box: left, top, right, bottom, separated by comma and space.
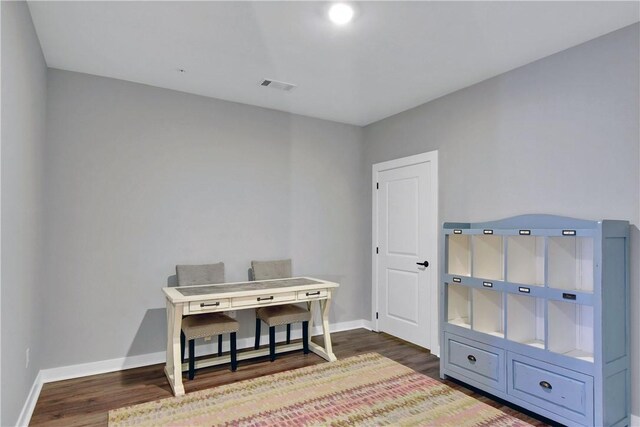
126, 307, 167, 357
167, 274, 178, 287
125, 275, 177, 358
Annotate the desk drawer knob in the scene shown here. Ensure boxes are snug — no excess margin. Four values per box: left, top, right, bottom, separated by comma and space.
257, 296, 274, 302
539, 381, 552, 390
467, 355, 476, 362
306, 291, 321, 296
200, 302, 220, 307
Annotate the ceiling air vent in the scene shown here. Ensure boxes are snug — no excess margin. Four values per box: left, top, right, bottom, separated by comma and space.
259, 79, 296, 92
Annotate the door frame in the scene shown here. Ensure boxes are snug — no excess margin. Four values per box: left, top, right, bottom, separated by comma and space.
372, 150, 439, 356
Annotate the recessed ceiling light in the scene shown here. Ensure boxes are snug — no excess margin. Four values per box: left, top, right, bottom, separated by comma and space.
328, 3, 354, 25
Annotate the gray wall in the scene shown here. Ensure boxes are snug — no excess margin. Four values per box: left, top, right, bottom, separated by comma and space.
42, 69, 368, 368
363, 23, 640, 416
1, 2, 48, 425
4, 6, 638, 423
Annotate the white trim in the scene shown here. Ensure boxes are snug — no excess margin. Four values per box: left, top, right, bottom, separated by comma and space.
15, 372, 42, 427
372, 151, 440, 356
192, 319, 372, 357
372, 168, 379, 333
631, 414, 640, 427
40, 351, 166, 384
373, 151, 438, 172
39, 318, 370, 383
17, 319, 372, 425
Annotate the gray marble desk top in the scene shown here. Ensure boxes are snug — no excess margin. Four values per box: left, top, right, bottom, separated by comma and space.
175, 277, 322, 296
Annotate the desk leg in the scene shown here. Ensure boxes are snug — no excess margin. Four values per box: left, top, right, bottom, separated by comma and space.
164, 300, 185, 396
308, 293, 337, 362
320, 296, 336, 361
307, 300, 315, 345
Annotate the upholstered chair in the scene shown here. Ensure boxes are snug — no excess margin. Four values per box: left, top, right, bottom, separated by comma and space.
176, 263, 239, 379
250, 259, 311, 361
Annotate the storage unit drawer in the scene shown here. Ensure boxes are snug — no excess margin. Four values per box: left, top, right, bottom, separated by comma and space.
232, 292, 296, 308
297, 289, 328, 301
444, 333, 506, 391
507, 353, 593, 425
188, 298, 229, 313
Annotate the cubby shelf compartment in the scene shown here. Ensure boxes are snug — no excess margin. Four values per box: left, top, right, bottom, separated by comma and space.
547, 236, 594, 292
472, 288, 504, 338
447, 283, 470, 329
506, 236, 544, 286
547, 300, 594, 362
506, 294, 544, 349
441, 215, 630, 426
446, 234, 471, 277
472, 235, 504, 281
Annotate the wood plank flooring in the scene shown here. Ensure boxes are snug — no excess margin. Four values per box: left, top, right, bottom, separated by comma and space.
30, 329, 555, 426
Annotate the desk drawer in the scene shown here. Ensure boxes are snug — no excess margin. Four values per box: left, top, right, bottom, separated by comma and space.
232, 292, 296, 308
297, 289, 328, 301
507, 353, 593, 425
188, 298, 229, 313
444, 333, 505, 391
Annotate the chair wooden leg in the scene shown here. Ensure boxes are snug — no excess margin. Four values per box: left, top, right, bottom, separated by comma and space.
269, 326, 276, 362
302, 321, 309, 354
218, 335, 223, 357
286, 324, 291, 344
188, 339, 195, 380
254, 318, 261, 349
230, 332, 238, 372
180, 331, 186, 362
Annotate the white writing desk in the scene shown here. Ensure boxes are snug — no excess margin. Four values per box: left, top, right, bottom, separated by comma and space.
162, 277, 339, 396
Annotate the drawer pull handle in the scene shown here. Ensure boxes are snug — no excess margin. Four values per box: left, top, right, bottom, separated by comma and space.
200, 302, 220, 307
306, 291, 321, 296
467, 355, 476, 362
539, 381, 552, 390
562, 293, 576, 300
518, 287, 530, 294
257, 296, 274, 302
452, 277, 462, 283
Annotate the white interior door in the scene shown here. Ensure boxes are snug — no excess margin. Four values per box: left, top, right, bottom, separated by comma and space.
373, 151, 438, 354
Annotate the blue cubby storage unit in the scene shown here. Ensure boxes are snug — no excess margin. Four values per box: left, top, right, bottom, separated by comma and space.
439, 215, 629, 427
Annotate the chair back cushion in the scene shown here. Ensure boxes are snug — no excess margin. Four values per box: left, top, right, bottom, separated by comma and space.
176, 262, 225, 286
251, 259, 292, 280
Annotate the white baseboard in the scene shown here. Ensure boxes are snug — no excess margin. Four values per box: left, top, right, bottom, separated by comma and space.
190, 318, 372, 357
17, 319, 371, 426
15, 371, 43, 427
631, 414, 640, 427
39, 350, 167, 384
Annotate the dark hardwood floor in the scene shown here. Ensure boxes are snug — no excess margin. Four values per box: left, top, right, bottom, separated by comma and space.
30, 329, 554, 426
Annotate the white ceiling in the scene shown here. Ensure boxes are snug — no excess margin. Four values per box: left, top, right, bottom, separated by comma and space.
28, 1, 639, 126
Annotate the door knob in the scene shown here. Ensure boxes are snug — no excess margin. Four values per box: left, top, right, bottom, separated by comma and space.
416, 261, 429, 267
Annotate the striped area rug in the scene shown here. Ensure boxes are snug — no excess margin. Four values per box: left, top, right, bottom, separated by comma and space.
109, 353, 533, 426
